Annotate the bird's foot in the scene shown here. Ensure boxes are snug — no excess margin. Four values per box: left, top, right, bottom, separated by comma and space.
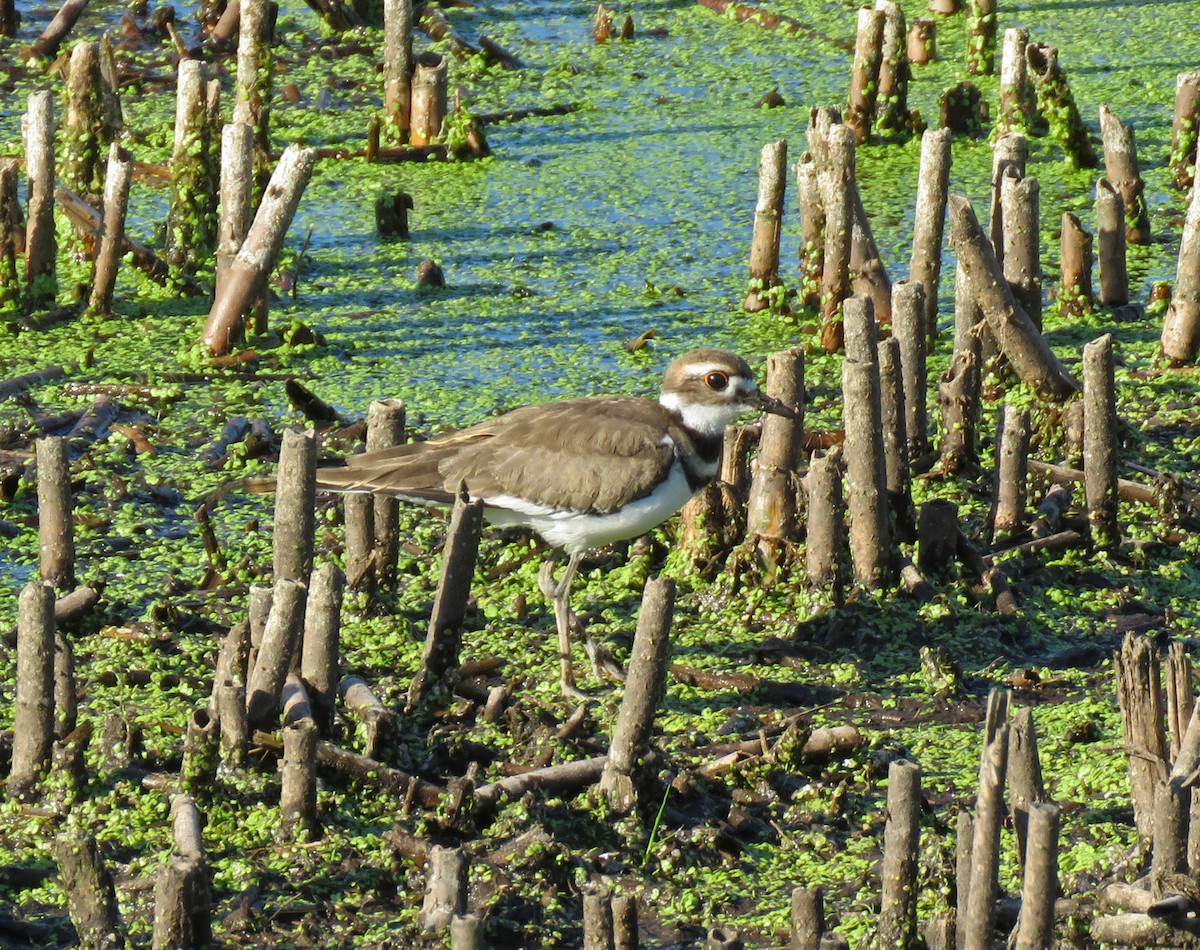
584, 634, 626, 683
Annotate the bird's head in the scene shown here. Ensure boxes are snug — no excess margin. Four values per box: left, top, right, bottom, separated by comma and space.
659, 348, 800, 437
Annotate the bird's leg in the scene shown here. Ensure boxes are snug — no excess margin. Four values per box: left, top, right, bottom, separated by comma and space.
538, 551, 591, 699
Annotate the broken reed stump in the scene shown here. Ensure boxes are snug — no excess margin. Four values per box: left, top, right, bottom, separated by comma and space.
368, 398, 406, 588
600, 577, 675, 812
745, 347, 804, 565
612, 894, 637, 950
961, 692, 1010, 950
383, 0, 414, 140
906, 17, 934, 65
450, 914, 484, 949
1169, 71, 1200, 189
1083, 334, 1119, 550
167, 59, 220, 272
1099, 104, 1150, 245
744, 138, 788, 312
964, 0, 995, 76
847, 6, 885, 144
339, 676, 391, 759
281, 713, 320, 838
24, 90, 57, 310
892, 280, 928, 458
62, 42, 113, 204
873, 0, 912, 137
877, 759, 921, 947
1058, 212, 1094, 318
1095, 178, 1129, 306
0, 159, 20, 308
420, 845, 468, 932
842, 312, 890, 589
151, 850, 211, 950
805, 446, 845, 591
1165, 643, 1193, 763
202, 144, 317, 356
10, 582, 56, 799
1152, 776, 1189, 882
407, 488, 484, 706
990, 405, 1030, 540
37, 436, 75, 590
796, 153, 824, 309
55, 631, 77, 739
234, 0, 272, 175
1014, 802, 1059, 950
344, 492, 376, 592
820, 123, 855, 352
878, 338, 912, 533
24, 0, 90, 61
916, 499, 957, 576
411, 52, 449, 147
1026, 43, 1098, 169
1115, 633, 1169, 841
181, 707, 218, 797
948, 196, 1081, 400
1000, 171, 1042, 329
246, 578, 307, 727
213, 620, 250, 764
936, 334, 980, 473
583, 887, 613, 949
54, 830, 128, 948
1007, 706, 1046, 865
997, 28, 1037, 136
909, 127, 952, 349
1161, 184, 1200, 365
300, 562, 343, 732
89, 144, 133, 316
791, 887, 824, 950
273, 428, 316, 584
216, 123, 254, 296
988, 132, 1028, 271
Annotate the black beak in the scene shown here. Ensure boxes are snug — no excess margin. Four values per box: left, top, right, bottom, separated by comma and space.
750, 388, 802, 421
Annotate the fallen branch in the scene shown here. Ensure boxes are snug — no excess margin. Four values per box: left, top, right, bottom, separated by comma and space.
475, 755, 608, 810
695, 0, 851, 51
0, 365, 69, 400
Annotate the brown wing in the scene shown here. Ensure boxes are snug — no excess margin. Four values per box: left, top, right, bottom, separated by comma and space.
315, 397, 677, 514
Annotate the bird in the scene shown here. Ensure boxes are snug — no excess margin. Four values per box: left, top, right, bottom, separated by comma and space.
315, 348, 799, 698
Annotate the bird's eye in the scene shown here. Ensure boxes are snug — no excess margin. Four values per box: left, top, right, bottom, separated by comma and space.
705, 371, 730, 391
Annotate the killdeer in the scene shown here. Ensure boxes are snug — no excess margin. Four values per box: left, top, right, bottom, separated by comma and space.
316, 348, 798, 697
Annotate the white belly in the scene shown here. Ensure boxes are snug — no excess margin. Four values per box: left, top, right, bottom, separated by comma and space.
481, 463, 698, 555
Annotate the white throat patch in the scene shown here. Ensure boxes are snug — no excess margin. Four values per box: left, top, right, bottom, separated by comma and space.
660, 392, 748, 437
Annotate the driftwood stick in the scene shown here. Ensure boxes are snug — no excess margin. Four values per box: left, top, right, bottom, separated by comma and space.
407, 488, 484, 706
909, 127, 952, 347
1096, 178, 1129, 306
600, 578, 675, 812
24, 0, 90, 61
1161, 184, 1200, 365
10, 582, 56, 799
1091, 914, 1200, 947
475, 755, 609, 810
202, 145, 316, 356
694, 0, 852, 49
1083, 334, 1119, 549
949, 196, 1081, 399
339, 675, 391, 759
